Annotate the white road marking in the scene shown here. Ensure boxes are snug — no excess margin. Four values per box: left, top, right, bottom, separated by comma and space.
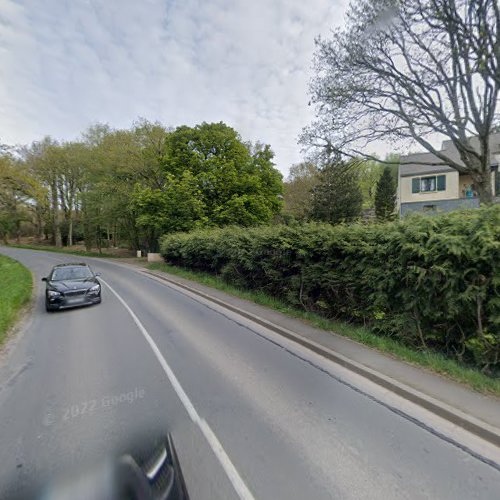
100, 278, 255, 500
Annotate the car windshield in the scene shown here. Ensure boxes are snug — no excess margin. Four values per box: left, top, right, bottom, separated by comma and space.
51, 267, 93, 281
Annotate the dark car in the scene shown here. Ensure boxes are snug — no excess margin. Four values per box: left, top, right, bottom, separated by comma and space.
42, 263, 102, 312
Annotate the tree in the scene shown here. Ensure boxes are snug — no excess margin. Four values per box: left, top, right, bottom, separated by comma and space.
22, 138, 65, 247
283, 162, 320, 219
357, 155, 399, 209
0, 151, 45, 243
132, 172, 207, 251
132, 123, 282, 248
302, 0, 500, 203
375, 166, 397, 220
3, 120, 283, 251
310, 162, 363, 224
78, 121, 172, 251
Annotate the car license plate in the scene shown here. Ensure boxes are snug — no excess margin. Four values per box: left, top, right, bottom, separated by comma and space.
67, 297, 84, 304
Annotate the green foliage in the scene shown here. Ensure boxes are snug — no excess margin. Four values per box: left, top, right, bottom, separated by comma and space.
0, 152, 46, 243
358, 155, 399, 209
148, 261, 500, 395
0, 255, 32, 345
283, 162, 320, 219
131, 123, 282, 247
132, 172, 207, 250
375, 166, 397, 220
172, 123, 282, 223
310, 162, 363, 223
9, 120, 282, 252
160, 205, 500, 372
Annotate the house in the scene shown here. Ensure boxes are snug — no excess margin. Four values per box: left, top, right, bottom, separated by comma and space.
398, 133, 500, 216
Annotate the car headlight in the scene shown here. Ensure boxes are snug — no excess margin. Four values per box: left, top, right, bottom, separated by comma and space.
47, 290, 61, 297
89, 284, 100, 293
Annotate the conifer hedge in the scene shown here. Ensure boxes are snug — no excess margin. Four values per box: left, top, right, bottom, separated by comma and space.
160, 206, 499, 371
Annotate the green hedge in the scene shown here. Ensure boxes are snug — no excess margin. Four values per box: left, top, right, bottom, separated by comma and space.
160, 206, 500, 372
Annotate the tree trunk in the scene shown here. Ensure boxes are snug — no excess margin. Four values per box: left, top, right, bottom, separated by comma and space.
473, 169, 493, 204
35, 206, 43, 243
96, 225, 102, 254
51, 182, 62, 247
68, 216, 73, 247
84, 224, 92, 251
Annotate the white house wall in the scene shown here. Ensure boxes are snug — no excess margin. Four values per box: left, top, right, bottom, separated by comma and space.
399, 171, 459, 204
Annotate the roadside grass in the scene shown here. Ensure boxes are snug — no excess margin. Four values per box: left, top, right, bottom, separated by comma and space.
148, 262, 500, 397
0, 255, 32, 346
5, 243, 121, 259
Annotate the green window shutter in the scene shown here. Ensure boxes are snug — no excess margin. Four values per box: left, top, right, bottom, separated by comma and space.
437, 175, 446, 191
412, 178, 420, 193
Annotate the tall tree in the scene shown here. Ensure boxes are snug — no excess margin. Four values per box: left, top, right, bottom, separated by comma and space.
358, 155, 399, 209
0, 152, 45, 243
22, 138, 63, 247
310, 162, 363, 224
283, 162, 320, 219
4, 120, 283, 251
375, 166, 397, 220
133, 122, 283, 249
302, 0, 500, 202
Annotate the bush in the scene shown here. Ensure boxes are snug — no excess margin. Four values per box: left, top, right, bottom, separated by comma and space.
160, 206, 500, 372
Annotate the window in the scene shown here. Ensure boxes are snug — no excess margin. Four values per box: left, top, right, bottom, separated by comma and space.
51, 266, 94, 281
421, 176, 436, 192
411, 175, 446, 193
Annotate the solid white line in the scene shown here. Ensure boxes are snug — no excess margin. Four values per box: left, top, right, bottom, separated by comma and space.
100, 278, 255, 500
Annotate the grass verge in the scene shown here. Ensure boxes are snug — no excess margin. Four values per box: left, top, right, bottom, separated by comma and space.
0, 255, 32, 346
5, 243, 120, 258
148, 262, 500, 397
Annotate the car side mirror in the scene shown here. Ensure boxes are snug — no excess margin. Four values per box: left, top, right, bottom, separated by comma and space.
95, 272, 101, 277
41, 277, 47, 282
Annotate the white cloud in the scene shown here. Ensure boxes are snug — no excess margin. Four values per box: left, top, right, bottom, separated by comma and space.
0, 0, 348, 173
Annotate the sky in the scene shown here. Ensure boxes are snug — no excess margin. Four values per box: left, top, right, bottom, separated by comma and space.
0, 0, 350, 175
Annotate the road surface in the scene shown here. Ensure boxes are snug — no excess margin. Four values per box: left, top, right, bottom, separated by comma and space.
0, 247, 499, 499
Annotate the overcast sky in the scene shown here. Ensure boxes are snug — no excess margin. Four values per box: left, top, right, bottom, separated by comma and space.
0, 0, 351, 175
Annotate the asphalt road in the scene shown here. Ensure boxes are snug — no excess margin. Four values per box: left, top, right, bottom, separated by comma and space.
0, 247, 499, 499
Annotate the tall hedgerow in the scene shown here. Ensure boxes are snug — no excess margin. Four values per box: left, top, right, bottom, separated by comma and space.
160, 206, 500, 372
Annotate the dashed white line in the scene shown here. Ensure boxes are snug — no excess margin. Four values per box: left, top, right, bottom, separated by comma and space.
100, 278, 255, 500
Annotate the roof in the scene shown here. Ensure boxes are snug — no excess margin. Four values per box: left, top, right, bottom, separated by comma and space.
53, 263, 89, 268
400, 133, 500, 177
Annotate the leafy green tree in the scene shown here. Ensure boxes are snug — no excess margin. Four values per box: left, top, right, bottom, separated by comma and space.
0, 152, 46, 243
132, 123, 282, 249
358, 155, 399, 209
310, 162, 363, 224
3, 120, 283, 252
283, 162, 320, 219
375, 166, 397, 220
133, 172, 207, 251
21, 138, 64, 246
80, 121, 172, 251
164, 122, 282, 227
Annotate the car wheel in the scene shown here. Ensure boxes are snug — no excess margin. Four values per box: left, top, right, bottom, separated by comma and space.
45, 300, 53, 312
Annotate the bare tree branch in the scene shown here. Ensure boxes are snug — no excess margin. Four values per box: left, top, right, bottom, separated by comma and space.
301, 0, 500, 201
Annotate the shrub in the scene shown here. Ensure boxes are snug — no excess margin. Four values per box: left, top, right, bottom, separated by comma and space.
160, 206, 500, 372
